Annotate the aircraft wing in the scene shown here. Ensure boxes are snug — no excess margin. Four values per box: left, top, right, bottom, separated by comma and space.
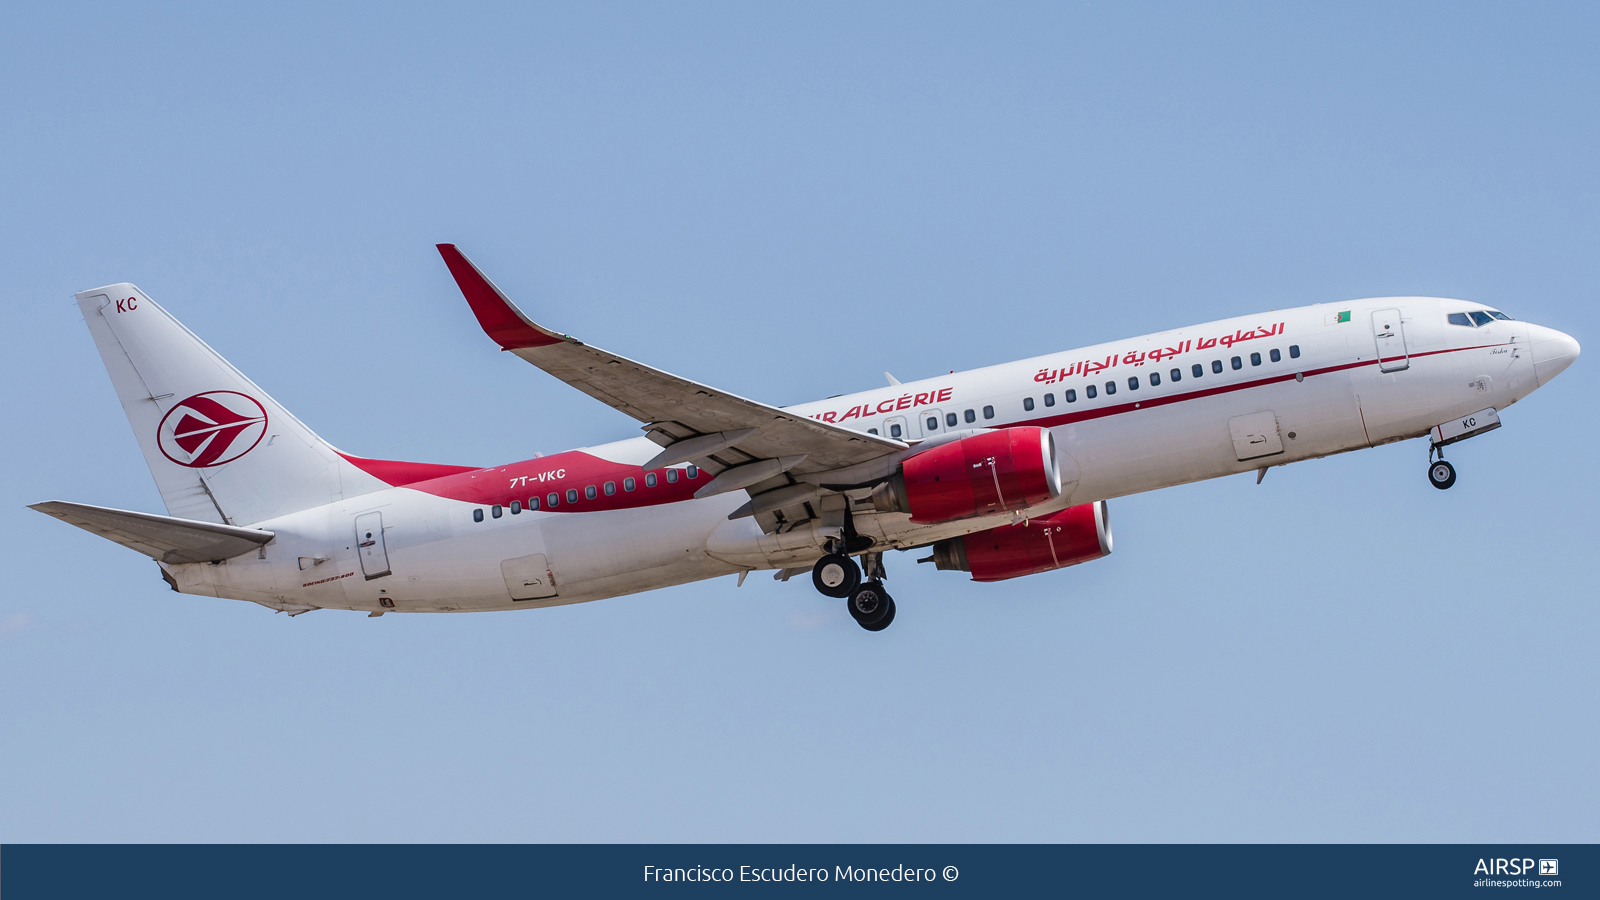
437, 244, 907, 499
29, 500, 275, 564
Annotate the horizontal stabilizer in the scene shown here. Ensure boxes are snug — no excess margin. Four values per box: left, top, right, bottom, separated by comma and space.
28, 500, 275, 564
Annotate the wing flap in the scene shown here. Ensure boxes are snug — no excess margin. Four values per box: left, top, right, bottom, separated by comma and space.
29, 500, 275, 564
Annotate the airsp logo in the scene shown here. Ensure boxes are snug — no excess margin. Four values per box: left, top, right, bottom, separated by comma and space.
157, 391, 269, 468
1474, 858, 1555, 877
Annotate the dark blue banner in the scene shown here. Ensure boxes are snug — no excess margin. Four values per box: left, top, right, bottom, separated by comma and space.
3, 844, 1592, 898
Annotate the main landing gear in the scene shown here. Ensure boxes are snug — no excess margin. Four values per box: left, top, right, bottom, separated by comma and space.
1427, 443, 1457, 490
812, 553, 860, 598
848, 580, 896, 631
810, 547, 896, 632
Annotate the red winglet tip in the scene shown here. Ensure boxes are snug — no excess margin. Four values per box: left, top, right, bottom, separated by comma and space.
435, 244, 563, 350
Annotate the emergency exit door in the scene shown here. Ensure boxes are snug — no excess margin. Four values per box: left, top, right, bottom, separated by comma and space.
1228, 411, 1284, 461
355, 511, 391, 580
502, 553, 558, 600
1372, 308, 1409, 372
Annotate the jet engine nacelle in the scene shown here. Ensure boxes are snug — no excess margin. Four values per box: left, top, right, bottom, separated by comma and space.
871, 427, 1062, 524
922, 500, 1111, 582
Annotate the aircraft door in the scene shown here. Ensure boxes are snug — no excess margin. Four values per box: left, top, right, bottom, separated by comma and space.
1372, 308, 1410, 372
921, 409, 944, 437
1228, 411, 1284, 461
502, 553, 558, 600
355, 511, 391, 580
883, 415, 913, 441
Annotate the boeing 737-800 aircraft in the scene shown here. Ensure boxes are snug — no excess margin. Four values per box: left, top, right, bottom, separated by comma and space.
32, 245, 1580, 630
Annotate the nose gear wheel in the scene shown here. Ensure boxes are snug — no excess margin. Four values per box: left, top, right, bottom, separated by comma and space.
1428, 459, 1457, 490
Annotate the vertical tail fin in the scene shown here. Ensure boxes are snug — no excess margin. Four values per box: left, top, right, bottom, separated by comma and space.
75, 284, 391, 525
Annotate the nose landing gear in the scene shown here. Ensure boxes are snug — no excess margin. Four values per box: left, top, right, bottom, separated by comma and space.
1427, 444, 1457, 490
1428, 459, 1457, 490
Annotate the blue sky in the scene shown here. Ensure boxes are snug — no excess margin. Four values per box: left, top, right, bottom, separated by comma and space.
2, 3, 1596, 841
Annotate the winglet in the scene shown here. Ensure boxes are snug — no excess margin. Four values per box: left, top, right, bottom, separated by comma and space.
436, 244, 567, 350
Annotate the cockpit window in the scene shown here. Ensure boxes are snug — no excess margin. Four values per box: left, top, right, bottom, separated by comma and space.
1469, 311, 1494, 326
1489, 310, 1512, 321
1447, 313, 1474, 327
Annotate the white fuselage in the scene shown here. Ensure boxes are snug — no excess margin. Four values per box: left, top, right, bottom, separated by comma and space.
166, 297, 1573, 614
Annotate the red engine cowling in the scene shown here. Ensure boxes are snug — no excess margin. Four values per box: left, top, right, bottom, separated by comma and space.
923, 500, 1111, 582
871, 427, 1062, 524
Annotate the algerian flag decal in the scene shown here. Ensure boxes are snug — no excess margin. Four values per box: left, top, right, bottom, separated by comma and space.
1324, 310, 1351, 325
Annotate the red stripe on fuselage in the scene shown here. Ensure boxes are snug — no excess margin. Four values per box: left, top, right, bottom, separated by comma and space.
338, 453, 484, 487
401, 450, 707, 511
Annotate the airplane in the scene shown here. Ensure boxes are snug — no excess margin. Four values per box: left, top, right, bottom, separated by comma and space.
30, 245, 1580, 631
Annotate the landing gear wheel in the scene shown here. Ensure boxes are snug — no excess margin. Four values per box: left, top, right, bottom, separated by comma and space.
859, 597, 896, 632
812, 554, 860, 598
1428, 459, 1457, 490
848, 581, 893, 629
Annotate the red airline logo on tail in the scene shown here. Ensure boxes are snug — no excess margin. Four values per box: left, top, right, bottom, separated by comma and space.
157, 392, 269, 468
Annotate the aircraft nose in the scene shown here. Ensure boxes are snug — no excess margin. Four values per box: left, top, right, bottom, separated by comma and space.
1529, 324, 1581, 386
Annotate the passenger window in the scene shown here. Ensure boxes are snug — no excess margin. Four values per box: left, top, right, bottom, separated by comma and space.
567, 489, 579, 503
1231, 356, 1242, 370
946, 413, 958, 427
964, 409, 976, 423
473, 508, 484, 522
983, 405, 994, 419
1104, 381, 1116, 395
492, 505, 502, 518
1270, 348, 1281, 363
1086, 385, 1097, 399
623, 477, 635, 492
1212, 360, 1223, 374
1171, 368, 1182, 382
1127, 376, 1139, 390
1192, 363, 1203, 378
667, 469, 679, 483
889, 423, 902, 438
1043, 393, 1055, 407
1250, 352, 1261, 366
868, 428, 878, 434
1066, 389, 1077, 402
1447, 312, 1473, 327
1470, 311, 1494, 326
1289, 344, 1300, 359
510, 500, 521, 514
547, 492, 559, 508
1150, 371, 1160, 386
645, 473, 657, 488
687, 465, 698, 478
528, 496, 540, 510
1023, 397, 1034, 411
926, 416, 938, 431
604, 481, 616, 496
583, 485, 596, 500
